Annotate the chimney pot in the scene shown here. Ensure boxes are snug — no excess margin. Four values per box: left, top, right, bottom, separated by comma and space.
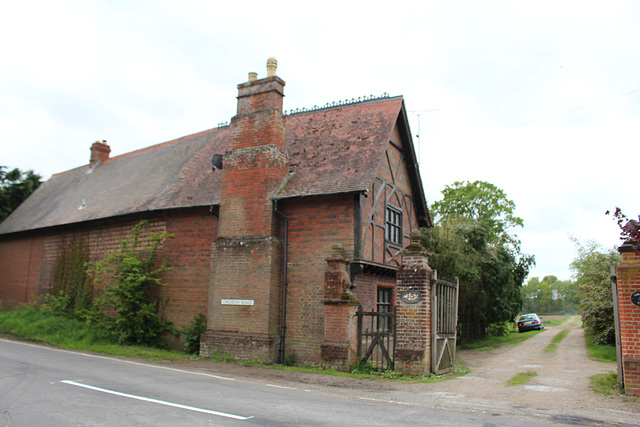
266, 57, 277, 77
248, 72, 258, 82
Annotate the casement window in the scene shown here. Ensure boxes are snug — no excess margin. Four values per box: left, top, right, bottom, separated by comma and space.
385, 205, 402, 245
377, 287, 392, 331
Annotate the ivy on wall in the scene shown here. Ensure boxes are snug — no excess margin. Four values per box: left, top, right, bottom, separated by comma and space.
86, 220, 175, 346
50, 235, 92, 313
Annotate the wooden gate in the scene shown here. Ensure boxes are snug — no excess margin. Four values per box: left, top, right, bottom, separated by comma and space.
356, 305, 396, 371
432, 273, 459, 374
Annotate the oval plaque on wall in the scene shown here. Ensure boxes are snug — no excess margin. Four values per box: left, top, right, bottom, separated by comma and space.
631, 292, 640, 307
399, 290, 422, 304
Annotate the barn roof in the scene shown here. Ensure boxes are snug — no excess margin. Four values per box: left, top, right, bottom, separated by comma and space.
0, 95, 430, 235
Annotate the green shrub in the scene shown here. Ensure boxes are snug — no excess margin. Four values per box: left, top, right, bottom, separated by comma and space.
182, 313, 207, 355
488, 321, 514, 336
86, 221, 174, 347
283, 351, 297, 367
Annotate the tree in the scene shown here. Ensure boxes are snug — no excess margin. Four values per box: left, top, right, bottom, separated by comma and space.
430, 180, 523, 243
0, 166, 42, 222
570, 237, 620, 345
422, 181, 534, 341
521, 275, 578, 314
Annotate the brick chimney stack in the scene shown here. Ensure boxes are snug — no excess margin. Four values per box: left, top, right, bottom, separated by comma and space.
219, 57, 288, 237
89, 140, 111, 166
203, 58, 289, 362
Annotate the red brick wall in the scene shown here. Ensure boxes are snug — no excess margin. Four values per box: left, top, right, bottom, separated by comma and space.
0, 207, 217, 331
205, 235, 282, 361
0, 232, 44, 305
353, 273, 396, 312
218, 145, 288, 237
279, 194, 356, 364
617, 246, 640, 396
162, 208, 217, 327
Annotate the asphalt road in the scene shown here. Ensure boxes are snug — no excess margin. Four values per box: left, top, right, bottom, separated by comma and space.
0, 338, 554, 427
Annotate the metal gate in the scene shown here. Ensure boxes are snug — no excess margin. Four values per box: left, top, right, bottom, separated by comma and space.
432, 273, 459, 374
356, 305, 396, 371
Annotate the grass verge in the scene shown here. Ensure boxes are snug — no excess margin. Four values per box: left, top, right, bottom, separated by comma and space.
584, 333, 617, 363
589, 372, 620, 395
0, 307, 190, 360
460, 329, 544, 351
506, 371, 537, 386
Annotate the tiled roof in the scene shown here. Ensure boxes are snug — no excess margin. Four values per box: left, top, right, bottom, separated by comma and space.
280, 97, 403, 198
0, 96, 427, 234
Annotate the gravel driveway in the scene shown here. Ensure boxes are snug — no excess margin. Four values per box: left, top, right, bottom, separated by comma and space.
405, 318, 640, 425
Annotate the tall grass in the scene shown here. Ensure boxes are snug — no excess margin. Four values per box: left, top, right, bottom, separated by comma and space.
0, 307, 110, 349
0, 307, 183, 359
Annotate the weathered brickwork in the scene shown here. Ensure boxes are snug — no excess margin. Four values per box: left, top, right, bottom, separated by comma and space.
352, 273, 396, 312
0, 208, 216, 332
394, 235, 432, 375
204, 236, 282, 361
201, 74, 288, 362
322, 247, 359, 368
0, 232, 44, 304
162, 208, 217, 328
276, 194, 356, 364
218, 145, 289, 237
617, 245, 640, 396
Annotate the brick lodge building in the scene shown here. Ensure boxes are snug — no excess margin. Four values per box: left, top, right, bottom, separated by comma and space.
0, 58, 433, 368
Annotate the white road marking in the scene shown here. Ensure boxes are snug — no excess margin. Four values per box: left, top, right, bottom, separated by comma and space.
0, 338, 235, 381
266, 384, 311, 392
61, 380, 252, 420
357, 397, 412, 406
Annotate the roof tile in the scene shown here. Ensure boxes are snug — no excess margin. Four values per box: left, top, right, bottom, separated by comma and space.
0, 96, 415, 234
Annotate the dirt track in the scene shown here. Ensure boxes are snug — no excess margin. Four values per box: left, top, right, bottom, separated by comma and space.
162, 317, 639, 425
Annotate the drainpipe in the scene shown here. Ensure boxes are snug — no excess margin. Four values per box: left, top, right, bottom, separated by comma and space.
274, 199, 289, 364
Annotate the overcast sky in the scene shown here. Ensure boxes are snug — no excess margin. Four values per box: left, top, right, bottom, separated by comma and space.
2, 0, 638, 281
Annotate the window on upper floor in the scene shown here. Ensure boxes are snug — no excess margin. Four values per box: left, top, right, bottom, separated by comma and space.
385, 205, 402, 245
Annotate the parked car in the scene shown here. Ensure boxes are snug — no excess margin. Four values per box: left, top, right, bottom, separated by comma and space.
517, 313, 544, 332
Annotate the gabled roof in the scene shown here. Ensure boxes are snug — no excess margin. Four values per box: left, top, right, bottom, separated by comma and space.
0, 96, 430, 235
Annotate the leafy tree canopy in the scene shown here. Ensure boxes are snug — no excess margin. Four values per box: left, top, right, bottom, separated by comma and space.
570, 237, 620, 345
431, 180, 524, 243
0, 166, 42, 222
521, 275, 578, 314
422, 181, 534, 342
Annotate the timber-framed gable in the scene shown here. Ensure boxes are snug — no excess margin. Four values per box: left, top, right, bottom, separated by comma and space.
355, 107, 428, 274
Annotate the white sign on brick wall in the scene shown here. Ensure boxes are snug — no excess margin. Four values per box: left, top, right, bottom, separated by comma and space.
221, 299, 255, 306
